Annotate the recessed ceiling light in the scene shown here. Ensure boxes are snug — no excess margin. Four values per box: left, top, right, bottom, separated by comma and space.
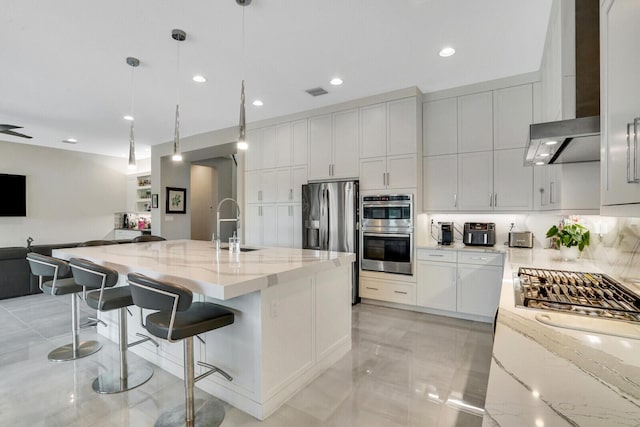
439, 47, 456, 57
539, 153, 550, 157
252, 100, 264, 107
535, 161, 545, 165
192, 75, 207, 83
62, 138, 78, 144
545, 140, 558, 145
123, 115, 134, 121
330, 77, 343, 86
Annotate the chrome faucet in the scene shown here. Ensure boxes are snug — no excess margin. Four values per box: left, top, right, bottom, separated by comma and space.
216, 198, 241, 249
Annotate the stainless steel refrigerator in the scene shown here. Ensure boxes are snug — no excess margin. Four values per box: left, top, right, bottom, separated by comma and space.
302, 180, 359, 304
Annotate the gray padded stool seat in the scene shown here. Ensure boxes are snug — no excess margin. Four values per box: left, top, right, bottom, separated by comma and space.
26, 252, 102, 361
127, 273, 234, 427
70, 258, 156, 394
131, 235, 166, 243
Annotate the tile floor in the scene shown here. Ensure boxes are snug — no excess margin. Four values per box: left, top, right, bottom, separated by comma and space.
0, 294, 493, 426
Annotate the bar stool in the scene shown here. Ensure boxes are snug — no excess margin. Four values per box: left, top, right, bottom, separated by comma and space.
70, 258, 157, 394
26, 252, 102, 361
131, 235, 166, 243
127, 272, 234, 427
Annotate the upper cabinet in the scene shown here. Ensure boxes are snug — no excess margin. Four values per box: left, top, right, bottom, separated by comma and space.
423, 98, 457, 156
308, 109, 359, 181
275, 120, 308, 168
493, 85, 533, 150
601, 0, 640, 208
423, 84, 534, 211
359, 97, 418, 191
458, 92, 493, 153
245, 126, 276, 171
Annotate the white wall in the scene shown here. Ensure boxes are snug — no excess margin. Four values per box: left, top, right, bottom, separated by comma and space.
0, 140, 128, 247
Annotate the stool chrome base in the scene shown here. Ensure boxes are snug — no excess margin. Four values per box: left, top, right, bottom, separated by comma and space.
155, 399, 225, 427
92, 364, 154, 394
48, 340, 102, 362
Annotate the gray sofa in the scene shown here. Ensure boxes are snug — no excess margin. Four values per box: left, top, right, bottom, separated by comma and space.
0, 240, 132, 300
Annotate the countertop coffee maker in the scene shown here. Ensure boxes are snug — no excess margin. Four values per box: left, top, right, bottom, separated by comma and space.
436, 222, 454, 245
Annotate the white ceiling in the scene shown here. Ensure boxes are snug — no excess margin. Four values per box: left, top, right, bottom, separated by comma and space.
0, 0, 552, 160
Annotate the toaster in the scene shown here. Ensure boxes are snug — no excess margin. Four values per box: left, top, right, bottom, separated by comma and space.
463, 222, 496, 246
508, 231, 534, 248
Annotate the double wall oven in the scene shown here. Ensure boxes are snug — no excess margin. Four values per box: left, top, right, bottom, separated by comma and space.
360, 194, 414, 275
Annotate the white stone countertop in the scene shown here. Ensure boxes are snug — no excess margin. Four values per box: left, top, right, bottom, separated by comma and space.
53, 240, 355, 300
416, 243, 507, 253
483, 248, 640, 426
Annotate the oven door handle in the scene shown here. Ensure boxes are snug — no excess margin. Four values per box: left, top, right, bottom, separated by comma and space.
362, 232, 411, 238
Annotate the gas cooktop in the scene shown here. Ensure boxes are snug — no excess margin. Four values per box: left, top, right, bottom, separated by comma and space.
513, 267, 640, 323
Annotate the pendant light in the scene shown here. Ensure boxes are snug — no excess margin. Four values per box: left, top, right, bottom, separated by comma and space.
126, 56, 140, 170
236, 0, 251, 151
171, 29, 186, 162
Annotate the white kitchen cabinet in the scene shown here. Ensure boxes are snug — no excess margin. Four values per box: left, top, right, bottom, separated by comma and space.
458, 91, 493, 153
458, 151, 493, 210
416, 260, 457, 311
275, 120, 308, 168
415, 249, 502, 320
359, 103, 386, 158
291, 119, 308, 166
423, 97, 458, 156
275, 166, 307, 203
534, 164, 562, 211
332, 109, 360, 179
245, 127, 276, 171
246, 204, 276, 247
457, 264, 502, 318
601, 0, 640, 207
275, 123, 292, 168
245, 129, 262, 171
493, 148, 533, 211
387, 97, 417, 156
308, 111, 358, 181
276, 204, 302, 248
359, 277, 416, 306
422, 155, 458, 211
245, 170, 276, 204
360, 98, 418, 159
493, 85, 533, 150
359, 154, 417, 191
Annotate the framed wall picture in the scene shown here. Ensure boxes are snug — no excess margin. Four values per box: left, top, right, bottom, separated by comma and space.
151, 193, 158, 209
166, 187, 187, 214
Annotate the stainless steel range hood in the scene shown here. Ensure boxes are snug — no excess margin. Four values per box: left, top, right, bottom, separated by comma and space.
525, 116, 600, 165
525, 0, 600, 166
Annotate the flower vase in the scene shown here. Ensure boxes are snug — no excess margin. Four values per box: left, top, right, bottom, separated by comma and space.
559, 245, 579, 261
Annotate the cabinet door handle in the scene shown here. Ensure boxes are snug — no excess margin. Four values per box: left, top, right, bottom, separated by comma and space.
494, 193, 497, 207
549, 182, 555, 204
386, 172, 390, 187
394, 290, 408, 295
289, 189, 293, 201
428, 254, 445, 257
382, 172, 386, 186
627, 122, 634, 183
453, 193, 457, 208
366, 286, 379, 291
470, 256, 489, 260
329, 164, 332, 177
489, 193, 493, 207
634, 118, 640, 183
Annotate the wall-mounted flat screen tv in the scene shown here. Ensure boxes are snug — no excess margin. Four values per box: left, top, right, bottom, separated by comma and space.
0, 173, 27, 217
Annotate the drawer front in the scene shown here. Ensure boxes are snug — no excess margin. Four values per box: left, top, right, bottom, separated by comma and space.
458, 251, 503, 266
416, 249, 457, 263
360, 277, 416, 305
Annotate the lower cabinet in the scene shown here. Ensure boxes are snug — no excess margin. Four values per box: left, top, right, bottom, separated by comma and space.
416, 261, 457, 311
416, 249, 503, 320
359, 276, 416, 305
245, 204, 277, 246
276, 204, 302, 248
457, 264, 503, 317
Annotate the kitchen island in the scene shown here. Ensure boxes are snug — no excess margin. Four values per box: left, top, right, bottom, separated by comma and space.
53, 240, 355, 420
484, 248, 640, 426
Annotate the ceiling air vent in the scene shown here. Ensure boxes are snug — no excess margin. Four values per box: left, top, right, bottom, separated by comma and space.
305, 87, 328, 97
